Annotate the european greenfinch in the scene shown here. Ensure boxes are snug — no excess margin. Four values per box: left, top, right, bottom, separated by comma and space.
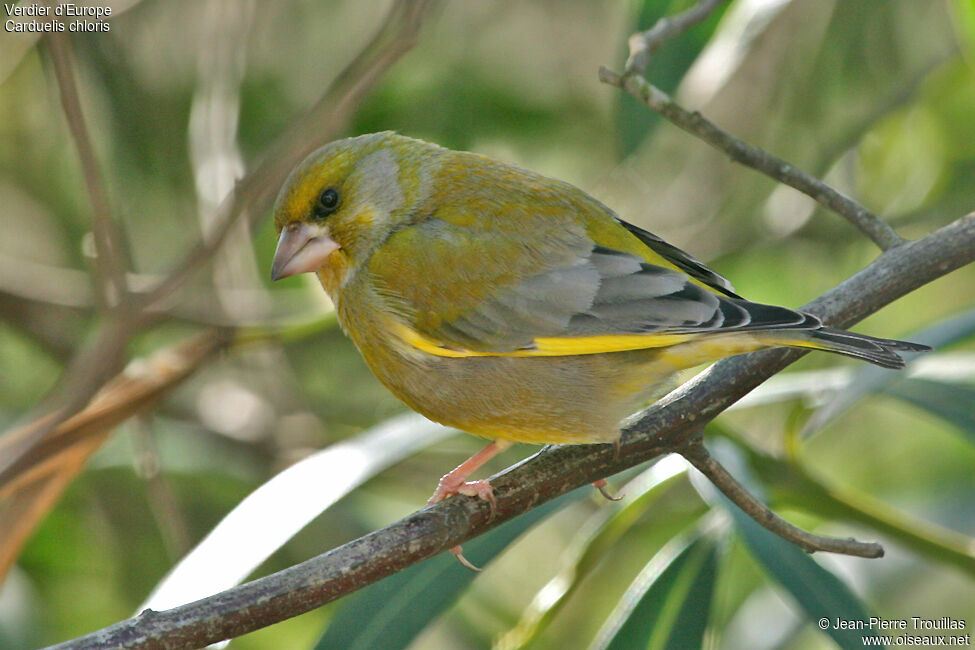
270, 132, 927, 566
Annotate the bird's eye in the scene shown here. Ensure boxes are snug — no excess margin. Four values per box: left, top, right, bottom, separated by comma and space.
313, 188, 340, 219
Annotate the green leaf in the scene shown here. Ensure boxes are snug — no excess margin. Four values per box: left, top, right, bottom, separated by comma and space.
880, 377, 975, 443
140, 414, 455, 612
727, 504, 876, 650
500, 457, 701, 648
591, 530, 719, 650
314, 493, 574, 650
694, 440, 877, 649
803, 307, 975, 437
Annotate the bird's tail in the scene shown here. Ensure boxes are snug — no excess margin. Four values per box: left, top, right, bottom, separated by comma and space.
783, 326, 931, 369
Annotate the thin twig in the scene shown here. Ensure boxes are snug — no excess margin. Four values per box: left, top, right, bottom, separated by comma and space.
45, 30, 130, 311
598, 67, 906, 251
0, 331, 230, 581
0, 0, 437, 574
134, 416, 193, 561
51, 211, 975, 649
134, 0, 440, 316
679, 439, 882, 558
11, 30, 145, 481
741, 448, 975, 575
0, 254, 322, 328
625, 0, 728, 76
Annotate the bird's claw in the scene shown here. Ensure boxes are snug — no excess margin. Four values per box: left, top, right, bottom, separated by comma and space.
451, 545, 482, 571
593, 478, 623, 501
428, 478, 495, 572
428, 477, 497, 517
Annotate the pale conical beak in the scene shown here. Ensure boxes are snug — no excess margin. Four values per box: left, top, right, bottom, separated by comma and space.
270, 222, 340, 281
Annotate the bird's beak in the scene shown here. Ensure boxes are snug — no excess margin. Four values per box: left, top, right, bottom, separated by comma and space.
270, 222, 340, 281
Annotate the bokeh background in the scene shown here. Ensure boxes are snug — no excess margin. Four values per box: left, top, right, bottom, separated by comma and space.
1, 0, 974, 648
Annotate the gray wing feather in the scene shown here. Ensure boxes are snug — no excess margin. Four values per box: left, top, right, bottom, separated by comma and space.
433, 244, 816, 352
443, 260, 600, 349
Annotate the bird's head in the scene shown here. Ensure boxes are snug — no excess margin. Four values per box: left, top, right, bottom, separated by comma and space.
270, 131, 440, 285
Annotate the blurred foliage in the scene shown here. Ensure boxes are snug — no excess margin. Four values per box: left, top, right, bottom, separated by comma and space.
1, 0, 974, 648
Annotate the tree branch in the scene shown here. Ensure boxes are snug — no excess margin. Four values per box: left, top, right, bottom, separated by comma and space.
0, 330, 230, 582
624, 0, 729, 76
45, 30, 130, 312
680, 439, 882, 557
133, 0, 440, 316
53, 211, 975, 649
0, 0, 439, 585
597, 67, 906, 251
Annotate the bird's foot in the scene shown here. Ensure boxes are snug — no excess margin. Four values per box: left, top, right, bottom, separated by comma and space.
426, 439, 511, 571
427, 476, 497, 515
428, 478, 496, 572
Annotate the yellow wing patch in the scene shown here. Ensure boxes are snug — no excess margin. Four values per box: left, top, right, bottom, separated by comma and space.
394, 322, 693, 358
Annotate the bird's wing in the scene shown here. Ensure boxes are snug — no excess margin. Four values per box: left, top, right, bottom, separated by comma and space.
367, 205, 815, 358
615, 217, 740, 298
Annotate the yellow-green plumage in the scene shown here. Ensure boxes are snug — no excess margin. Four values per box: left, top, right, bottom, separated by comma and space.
271, 132, 927, 446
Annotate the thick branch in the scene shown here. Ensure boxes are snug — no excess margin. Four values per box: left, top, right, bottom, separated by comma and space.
598, 67, 905, 251
53, 212, 975, 649
680, 439, 882, 557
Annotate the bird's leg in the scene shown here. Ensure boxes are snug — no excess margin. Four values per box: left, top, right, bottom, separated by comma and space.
592, 439, 624, 501
427, 439, 512, 512
428, 439, 513, 571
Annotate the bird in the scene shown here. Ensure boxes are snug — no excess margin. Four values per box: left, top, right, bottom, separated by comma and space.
269, 131, 928, 568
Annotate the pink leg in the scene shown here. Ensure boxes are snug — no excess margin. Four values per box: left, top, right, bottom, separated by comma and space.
428, 439, 513, 571
592, 440, 623, 500
427, 439, 513, 512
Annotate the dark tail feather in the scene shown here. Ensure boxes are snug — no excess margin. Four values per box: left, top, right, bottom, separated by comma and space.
804, 327, 931, 369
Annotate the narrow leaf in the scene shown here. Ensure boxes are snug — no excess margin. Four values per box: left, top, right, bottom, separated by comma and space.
141, 413, 454, 611
692, 441, 877, 649
315, 493, 574, 650
591, 529, 719, 650
804, 308, 975, 437
501, 455, 698, 648
880, 377, 975, 443
728, 508, 876, 650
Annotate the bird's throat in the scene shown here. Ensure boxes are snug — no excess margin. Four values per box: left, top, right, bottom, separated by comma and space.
316, 249, 353, 297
